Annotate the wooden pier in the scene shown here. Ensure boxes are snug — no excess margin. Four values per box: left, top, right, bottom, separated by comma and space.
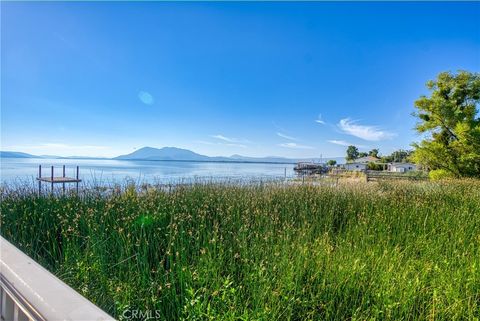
36, 165, 81, 194
294, 162, 326, 175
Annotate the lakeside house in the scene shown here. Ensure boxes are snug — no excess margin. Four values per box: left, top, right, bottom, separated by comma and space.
387, 162, 417, 173
342, 156, 380, 171
343, 162, 367, 171
353, 156, 381, 163
341, 156, 418, 173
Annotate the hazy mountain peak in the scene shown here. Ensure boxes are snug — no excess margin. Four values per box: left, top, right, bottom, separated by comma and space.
115, 146, 208, 161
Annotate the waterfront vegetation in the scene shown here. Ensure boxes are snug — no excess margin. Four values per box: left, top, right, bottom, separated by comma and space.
1, 180, 479, 320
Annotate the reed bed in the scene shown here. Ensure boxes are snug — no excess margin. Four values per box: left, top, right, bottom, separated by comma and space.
1, 180, 479, 320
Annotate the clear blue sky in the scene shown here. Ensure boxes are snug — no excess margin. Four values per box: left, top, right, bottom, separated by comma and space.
1, 1, 479, 158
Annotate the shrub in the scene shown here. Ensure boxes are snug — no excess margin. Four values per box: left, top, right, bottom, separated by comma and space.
367, 162, 384, 171
429, 169, 455, 180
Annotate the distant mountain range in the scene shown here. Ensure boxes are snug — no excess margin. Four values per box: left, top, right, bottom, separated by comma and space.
0, 151, 36, 158
1, 147, 345, 164
0, 151, 109, 160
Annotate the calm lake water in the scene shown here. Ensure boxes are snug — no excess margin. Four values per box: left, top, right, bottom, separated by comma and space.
0, 158, 296, 186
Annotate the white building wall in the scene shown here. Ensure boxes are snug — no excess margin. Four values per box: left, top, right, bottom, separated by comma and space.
344, 163, 367, 171
388, 163, 417, 172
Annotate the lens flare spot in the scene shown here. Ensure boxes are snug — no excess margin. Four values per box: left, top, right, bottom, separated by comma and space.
138, 91, 154, 105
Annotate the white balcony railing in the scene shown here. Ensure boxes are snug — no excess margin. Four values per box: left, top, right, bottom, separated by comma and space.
0, 236, 115, 321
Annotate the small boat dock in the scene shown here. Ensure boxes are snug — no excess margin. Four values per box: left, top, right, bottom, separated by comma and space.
36, 165, 81, 194
294, 162, 326, 175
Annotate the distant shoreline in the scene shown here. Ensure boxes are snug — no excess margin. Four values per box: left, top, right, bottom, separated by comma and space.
114, 158, 298, 165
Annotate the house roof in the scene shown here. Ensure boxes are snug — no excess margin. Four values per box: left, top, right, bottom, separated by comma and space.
353, 156, 380, 163
390, 162, 416, 166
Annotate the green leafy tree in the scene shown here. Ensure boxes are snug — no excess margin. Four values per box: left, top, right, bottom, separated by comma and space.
346, 145, 359, 162
368, 149, 379, 158
391, 149, 411, 163
378, 149, 412, 163
358, 152, 368, 158
367, 162, 384, 171
412, 71, 480, 177
326, 160, 337, 166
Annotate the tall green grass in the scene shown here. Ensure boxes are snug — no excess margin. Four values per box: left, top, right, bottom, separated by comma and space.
1, 180, 479, 320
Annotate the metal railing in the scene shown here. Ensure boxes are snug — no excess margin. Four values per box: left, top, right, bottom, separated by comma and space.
0, 236, 115, 321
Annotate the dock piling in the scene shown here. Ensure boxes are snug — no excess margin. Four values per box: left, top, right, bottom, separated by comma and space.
62, 165, 66, 195
51, 166, 54, 193
38, 165, 42, 195
76, 166, 79, 194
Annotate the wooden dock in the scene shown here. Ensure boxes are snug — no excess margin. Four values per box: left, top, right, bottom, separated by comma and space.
37, 177, 81, 183
36, 165, 81, 194
294, 162, 326, 175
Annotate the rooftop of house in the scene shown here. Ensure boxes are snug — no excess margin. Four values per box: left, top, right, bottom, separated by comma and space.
352, 156, 380, 163
389, 162, 416, 166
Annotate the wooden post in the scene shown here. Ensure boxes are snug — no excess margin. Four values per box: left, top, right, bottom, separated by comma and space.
62, 165, 66, 195
38, 165, 42, 196
76, 166, 79, 194
51, 166, 54, 193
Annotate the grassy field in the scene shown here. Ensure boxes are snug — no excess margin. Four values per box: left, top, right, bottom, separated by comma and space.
1, 180, 479, 320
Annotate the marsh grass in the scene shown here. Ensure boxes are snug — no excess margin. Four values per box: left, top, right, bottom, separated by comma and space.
1, 180, 479, 320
